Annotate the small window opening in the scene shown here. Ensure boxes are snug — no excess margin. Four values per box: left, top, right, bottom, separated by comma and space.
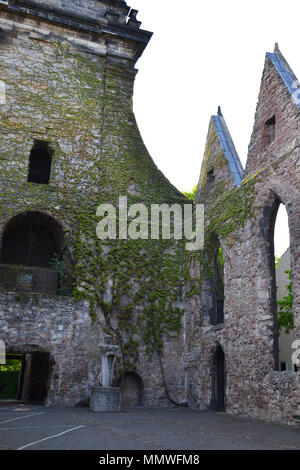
280, 362, 288, 372
264, 115, 276, 146
178, 286, 183, 302
207, 168, 215, 183
28, 141, 52, 184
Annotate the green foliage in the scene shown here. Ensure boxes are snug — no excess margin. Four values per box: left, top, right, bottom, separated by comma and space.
182, 186, 197, 202
0, 38, 263, 393
218, 246, 224, 270
277, 270, 294, 334
49, 252, 73, 296
0, 359, 22, 399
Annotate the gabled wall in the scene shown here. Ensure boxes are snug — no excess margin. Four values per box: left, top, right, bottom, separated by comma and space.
186, 47, 300, 426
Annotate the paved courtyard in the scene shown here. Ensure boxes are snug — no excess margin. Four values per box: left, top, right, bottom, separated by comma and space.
0, 404, 299, 450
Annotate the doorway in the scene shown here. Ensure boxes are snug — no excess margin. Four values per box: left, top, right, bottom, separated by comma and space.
0, 351, 50, 403
211, 345, 226, 411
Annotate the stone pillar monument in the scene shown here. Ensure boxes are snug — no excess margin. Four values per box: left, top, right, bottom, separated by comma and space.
90, 344, 121, 412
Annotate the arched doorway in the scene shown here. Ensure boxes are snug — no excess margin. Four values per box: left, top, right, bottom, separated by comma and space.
211, 344, 226, 411
118, 372, 144, 407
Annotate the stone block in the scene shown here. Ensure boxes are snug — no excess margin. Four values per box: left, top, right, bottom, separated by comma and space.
90, 386, 121, 412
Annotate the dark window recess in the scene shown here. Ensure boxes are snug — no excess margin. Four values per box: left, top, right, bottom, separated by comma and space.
280, 362, 287, 372
28, 141, 52, 184
216, 300, 224, 324
207, 168, 215, 183
211, 246, 225, 325
264, 115, 276, 146
178, 286, 183, 302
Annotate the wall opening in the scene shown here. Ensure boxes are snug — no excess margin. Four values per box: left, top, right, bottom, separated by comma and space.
210, 243, 224, 325
27, 140, 52, 184
211, 344, 226, 411
207, 167, 215, 183
274, 203, 294, 371
0, 212, 62, 268
263, 115, 276, 147
0, 354, 24, 400
265, 197, 292, 371
0, 351, 50, 403
117, 372, 144, 407
0, 212, 65, 294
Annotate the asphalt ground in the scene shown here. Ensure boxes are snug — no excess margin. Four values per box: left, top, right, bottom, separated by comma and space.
0, 403, 299, 451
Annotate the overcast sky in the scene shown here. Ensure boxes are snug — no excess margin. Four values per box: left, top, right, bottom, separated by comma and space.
128, 0, 298, 256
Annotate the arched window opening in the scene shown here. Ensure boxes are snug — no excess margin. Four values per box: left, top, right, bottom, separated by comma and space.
273, 203, 294, 371
0, 212, 65, 294
27, 141, 52, 184
211, 344, 226, 411
0, 212, 62, 267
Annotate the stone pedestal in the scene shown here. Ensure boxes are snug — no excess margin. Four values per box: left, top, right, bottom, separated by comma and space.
90, 386, 121, 412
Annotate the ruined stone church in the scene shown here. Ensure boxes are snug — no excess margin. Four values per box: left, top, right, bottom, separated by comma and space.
0, 1, 299, 427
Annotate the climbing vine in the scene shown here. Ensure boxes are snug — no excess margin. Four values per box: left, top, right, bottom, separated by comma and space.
0, 36, 266, 404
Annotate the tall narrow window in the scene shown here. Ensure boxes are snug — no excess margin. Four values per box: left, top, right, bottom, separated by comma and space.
215, 246, 224, 324
207, 167, 215, 184
28, 141, 52, 184
264, 115, 276, 146
274, 203, 293, 371
209, 243, 225, 326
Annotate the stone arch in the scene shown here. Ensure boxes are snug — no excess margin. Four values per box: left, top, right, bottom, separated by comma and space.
256, 185, 297, 370
118, 371, 144, 407
0, 211, 64, 267
0, 211, 68, 294
211, 343, 226, 411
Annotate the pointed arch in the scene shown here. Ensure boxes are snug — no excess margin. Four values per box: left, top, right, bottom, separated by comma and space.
257, 186, 296, 371
211, 343, 226, 411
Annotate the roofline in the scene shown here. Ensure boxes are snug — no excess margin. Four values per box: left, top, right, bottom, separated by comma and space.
266, 49, 300, 109
212, 112, 244, 187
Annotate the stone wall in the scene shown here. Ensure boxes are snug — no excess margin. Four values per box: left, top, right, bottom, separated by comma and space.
0, 1, 187, 408
185, 47, 300, 427
0, 1, 298, 428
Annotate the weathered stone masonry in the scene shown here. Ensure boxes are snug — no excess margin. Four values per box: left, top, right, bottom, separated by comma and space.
184, 44, 300, 426
0, 0, 187, 407
0, 1, 299, 427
